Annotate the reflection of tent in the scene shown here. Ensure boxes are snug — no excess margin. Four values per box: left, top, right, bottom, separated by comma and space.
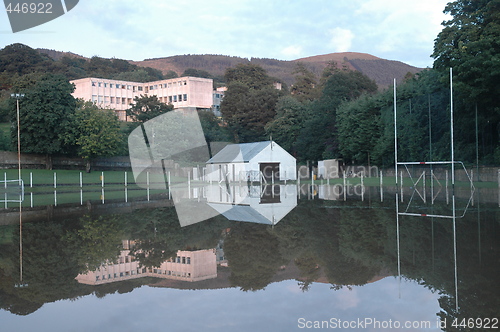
206, 184, 297, 225
206, 141, 296, 182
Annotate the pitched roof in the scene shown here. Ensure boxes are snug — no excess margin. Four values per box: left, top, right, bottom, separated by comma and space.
207, 141, 271, 163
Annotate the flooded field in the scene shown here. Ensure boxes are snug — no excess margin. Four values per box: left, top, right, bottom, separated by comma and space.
0, 182, 498, 331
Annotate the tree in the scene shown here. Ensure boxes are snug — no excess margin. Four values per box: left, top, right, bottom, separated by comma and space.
220, 64, 282, 142
126, 95, 173, 123
10, 74, 76, 169
74, 101, 124, 172
290, 63, 319, 102
432, 0, 500, 109
336, 94, 384, 164
197, 110, 232, 151
182, 68, 212, 79
295, 67, 378, 161
224, 63, 273, 89
164, 70, 178, 79
265, 96, 308, 155
432, 0, 500, 163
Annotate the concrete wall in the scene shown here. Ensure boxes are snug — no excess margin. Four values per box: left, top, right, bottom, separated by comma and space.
0, 151, 131, 170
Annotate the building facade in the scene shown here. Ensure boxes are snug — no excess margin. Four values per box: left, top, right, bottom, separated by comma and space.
70, 76, 220, 121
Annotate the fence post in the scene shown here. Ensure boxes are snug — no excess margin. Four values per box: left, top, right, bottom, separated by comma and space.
80, 172, 82, 188
30, 172, 32, 188
147, 171, 150, 201
54, 172, 57, 189
125, 172, 127, 187
101, 172, 104, 188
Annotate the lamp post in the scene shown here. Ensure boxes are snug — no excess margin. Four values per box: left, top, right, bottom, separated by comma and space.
11, 93, 24, 184
11, 93, 24, 286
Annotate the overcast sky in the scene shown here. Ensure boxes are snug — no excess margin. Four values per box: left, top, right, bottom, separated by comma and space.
0, 0, 450, 68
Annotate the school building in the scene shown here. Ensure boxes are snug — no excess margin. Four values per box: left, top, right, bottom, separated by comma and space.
70, 76, 222, 121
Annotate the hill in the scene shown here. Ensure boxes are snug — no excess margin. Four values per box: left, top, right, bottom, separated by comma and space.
37, 48, 422, 89
133, 52, 422, 89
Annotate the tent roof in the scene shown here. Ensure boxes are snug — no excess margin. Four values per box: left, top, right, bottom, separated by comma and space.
207, 141, 271, 163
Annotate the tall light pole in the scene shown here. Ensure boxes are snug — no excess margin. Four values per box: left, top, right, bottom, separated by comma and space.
11, 93, 24, 184
11, 93, 24, 286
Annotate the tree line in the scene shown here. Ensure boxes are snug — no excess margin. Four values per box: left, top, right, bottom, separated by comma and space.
0, 0, 498, 167
220, 0, 500, 166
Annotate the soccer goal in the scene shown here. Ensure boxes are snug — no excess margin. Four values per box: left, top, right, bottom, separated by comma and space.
0, 179, 25, 205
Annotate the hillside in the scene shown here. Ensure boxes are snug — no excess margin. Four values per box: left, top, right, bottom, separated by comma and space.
37, 48, 422, 89
134, 52, 422, 89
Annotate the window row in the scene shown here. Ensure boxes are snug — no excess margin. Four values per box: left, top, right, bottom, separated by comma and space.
91, 81, 144, 92
149, 81, 187, 90
170, 255, 191, 264
91, 94, 188, 105
92, 95, 132, 105
152, 269, 191, 278
96, 268, 148, 281
90, 80, 187, 91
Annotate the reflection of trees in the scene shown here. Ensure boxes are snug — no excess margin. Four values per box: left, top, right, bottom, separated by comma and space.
65, 215, 123, 273
224, 223, 287, 291
0, 198, 498, 324
0, 220, 82, 315
125, 208, 229, 268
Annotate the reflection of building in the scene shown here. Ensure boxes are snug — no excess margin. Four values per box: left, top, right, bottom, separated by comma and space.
206, 141, 296, 183
318, 185, 341, 200
76, 241, 217, 285
70, 76, 217, 121
206, 184, 298, 225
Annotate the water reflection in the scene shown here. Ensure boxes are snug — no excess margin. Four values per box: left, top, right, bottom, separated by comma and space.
172, 183, 297, 227
0, 183, 498, 331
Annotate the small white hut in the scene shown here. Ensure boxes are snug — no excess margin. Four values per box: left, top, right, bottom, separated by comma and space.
205, 141, 296, 182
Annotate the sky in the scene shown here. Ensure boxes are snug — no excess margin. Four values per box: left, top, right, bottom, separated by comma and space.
0, 0, 451, 69
0, 278, 443, 331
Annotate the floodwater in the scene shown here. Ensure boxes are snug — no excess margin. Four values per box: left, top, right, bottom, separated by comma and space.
0, 182, 498, 331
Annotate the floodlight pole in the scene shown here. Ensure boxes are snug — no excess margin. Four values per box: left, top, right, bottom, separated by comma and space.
394, 79, 398, 186
450, 68, 455, 187
11, 93, 24, 286
11, 94, 24, 185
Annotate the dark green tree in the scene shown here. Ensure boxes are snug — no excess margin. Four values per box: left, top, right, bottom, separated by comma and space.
265, 96, 309, 155
224, 63, 273, 89
336, 94, 384, 164
74, 101, 124, 172
432, 0, 500, 163
126, 95, 173, 123
182, 68, 212, 79
220, 64, 282, 142
197, 110, 233, 151
295, 67, 377, 161
9, 74, 77, 168
290, 63, 319, 102
432, 0, 500, 108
